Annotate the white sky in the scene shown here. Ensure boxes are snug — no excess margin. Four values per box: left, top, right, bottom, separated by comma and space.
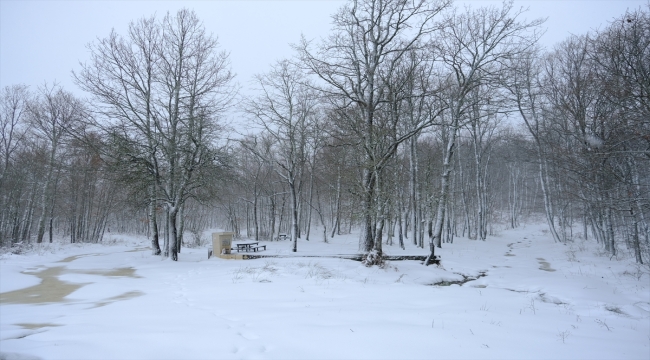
1, 0, 647, 96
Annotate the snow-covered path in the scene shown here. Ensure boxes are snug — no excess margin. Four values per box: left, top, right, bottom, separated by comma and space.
1, 224, 648, 359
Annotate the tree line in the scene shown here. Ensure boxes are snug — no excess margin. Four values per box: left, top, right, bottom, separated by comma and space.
1, 1, 648, 265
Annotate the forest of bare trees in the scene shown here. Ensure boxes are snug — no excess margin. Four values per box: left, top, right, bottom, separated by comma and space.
1, 1, 648, 264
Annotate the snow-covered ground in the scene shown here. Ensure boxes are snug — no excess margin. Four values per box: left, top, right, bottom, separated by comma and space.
1, 224, 648, 360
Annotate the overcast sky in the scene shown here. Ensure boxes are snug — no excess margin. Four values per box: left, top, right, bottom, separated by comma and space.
1, 0, 647, 96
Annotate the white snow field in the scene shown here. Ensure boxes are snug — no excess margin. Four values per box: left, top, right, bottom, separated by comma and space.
1, 224, 648, 360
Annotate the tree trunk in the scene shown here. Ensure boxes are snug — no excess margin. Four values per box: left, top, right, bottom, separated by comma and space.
362, 167, 376, 253
426, 124, 457, 265
177, 203, 185, 254
269, 195, 276, 241
149, 185, 161, 255
291, 179, 299, 252
305, 164, 315, 241
410, 137, 419, 246
163, 208, 170, 257
168, 206, 178, 261
331, 168, 342, 238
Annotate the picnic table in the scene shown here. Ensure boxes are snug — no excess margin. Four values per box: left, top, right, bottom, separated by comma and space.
232, 242, 266, 252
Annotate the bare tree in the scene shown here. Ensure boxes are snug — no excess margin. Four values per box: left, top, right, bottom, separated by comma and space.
76, 15, 163, 254
464, 85, 502, 241
505, 46, 567, 244
0, 85, 30, 246
425, 1, 544, 264
0, 85, 30, 186
243, 60, 317, 251
297, 0, 450, 263
76, 9, 236, 261
591, 6, 650, 263
28, 84, 85, 244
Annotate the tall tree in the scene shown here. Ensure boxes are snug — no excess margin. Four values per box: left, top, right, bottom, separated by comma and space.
297, 0, 450, 263
28, 84, 84, 244
76, 9, 236, 261
243, 60, 317, 251
0, 85, 29, 187
0, 85, 30, 246
425, 1, 543, 264
591, 6, 650, 262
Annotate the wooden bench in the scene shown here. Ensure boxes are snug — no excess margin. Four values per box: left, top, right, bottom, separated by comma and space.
276, 234, 287, 241
208, 243, 265, 257
233, 242, 258, 252
252, 245, 266, 252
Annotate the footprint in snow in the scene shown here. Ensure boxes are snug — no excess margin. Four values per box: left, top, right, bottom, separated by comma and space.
536, 258, 556, 272
238, 331, 260, 340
